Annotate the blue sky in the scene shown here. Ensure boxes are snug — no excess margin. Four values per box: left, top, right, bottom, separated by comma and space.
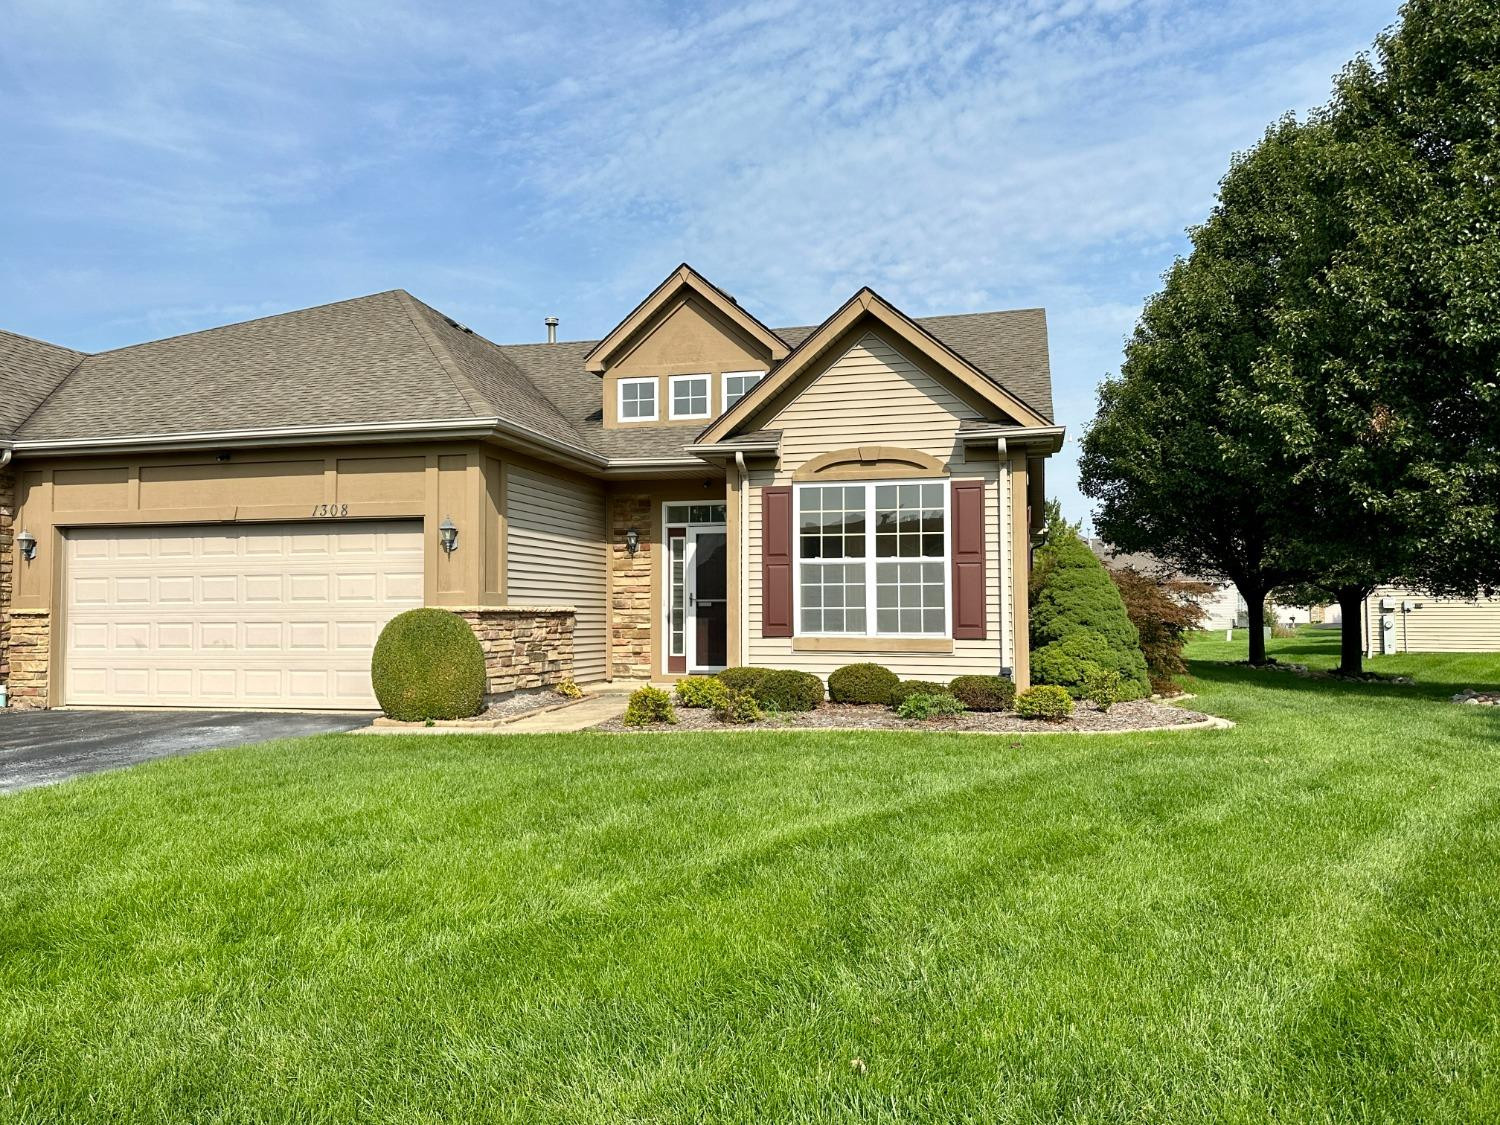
2, 0, 1397, 524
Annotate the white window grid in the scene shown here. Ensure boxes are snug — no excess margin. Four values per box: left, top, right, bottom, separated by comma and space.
793, 479, 951, 637
669, 374, 712, 420
618, 377, 658, 421
722, 370, 765, 412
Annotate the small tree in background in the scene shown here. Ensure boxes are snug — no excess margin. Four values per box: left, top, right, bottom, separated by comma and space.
1030, 505, 1150, 700
1109, 567, 1210, 693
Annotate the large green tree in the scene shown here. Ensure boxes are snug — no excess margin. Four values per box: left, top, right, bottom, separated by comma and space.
1279, 0, 1500, 669
1084, 0, 1500, 673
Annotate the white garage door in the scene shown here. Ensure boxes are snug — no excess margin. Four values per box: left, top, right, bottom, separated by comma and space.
64, 521, 424, 709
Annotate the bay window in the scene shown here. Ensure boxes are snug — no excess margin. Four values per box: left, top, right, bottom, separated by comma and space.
795, 480, 948, 636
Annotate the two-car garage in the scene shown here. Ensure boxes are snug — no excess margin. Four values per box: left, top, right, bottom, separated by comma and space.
61, 521, 423, 710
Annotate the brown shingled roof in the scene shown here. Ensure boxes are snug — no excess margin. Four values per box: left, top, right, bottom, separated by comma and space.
0, 329, 86, 439
6, 286, 1055, 463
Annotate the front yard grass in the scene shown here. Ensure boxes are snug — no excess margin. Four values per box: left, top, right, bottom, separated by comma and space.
2, 629, 1498, 1122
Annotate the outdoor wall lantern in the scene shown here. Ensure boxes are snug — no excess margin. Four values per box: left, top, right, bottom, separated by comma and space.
625, 527, 640, 555
16, 529, 37, 562
438, 517, 459, 555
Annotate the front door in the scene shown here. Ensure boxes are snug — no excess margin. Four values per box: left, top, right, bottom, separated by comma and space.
666, 521, 728, 674
688, 527, 727, 671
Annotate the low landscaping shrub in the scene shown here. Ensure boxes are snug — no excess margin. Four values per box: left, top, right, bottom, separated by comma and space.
1015, 685, 1074, 721
828, 663, 900, 705
712, 689, 762, 725
897, 692, 968, 721
757, 669, 825, 712
554, 679, 583, 700
371, 608, 486, 722
948, 674, 1016, 712
675, 676, 730, 709
1083, 667, 1123, 712
623, 685, 677, 727
888, 679, 953, 709
717, 667, 772, 696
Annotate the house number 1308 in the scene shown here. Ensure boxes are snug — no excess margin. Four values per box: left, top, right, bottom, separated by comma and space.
311, 504, 349, 517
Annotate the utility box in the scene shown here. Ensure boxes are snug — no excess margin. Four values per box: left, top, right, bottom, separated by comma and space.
1380, 612, 1397, 655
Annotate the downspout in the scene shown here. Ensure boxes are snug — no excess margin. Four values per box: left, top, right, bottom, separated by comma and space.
736, 450, 748, 667
0, 445, 12, 468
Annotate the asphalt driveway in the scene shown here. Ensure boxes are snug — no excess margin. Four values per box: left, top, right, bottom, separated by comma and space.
0, 709, 371, 794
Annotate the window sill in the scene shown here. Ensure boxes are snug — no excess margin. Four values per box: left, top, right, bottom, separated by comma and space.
792, 636, 954, 654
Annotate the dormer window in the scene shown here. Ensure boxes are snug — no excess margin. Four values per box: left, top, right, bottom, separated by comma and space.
669, 374, 711, 420
619, 377, 658, 421
723, 370, 764, 411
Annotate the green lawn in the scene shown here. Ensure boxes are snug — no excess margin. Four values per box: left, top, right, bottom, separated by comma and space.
3, 630, 1499, 1123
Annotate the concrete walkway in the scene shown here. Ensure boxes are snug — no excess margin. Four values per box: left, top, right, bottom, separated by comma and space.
499, 693, 626, 733
353, 691, 627, 736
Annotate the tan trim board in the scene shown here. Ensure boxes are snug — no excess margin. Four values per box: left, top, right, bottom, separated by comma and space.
792, 636, 954, 654
793, 445, 946, 482
584, 264, 789, 374
1010, 453, 1031, 690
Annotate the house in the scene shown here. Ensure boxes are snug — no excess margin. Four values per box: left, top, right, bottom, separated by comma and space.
1355, 587, 1500, 655
0, 265, 1061, 711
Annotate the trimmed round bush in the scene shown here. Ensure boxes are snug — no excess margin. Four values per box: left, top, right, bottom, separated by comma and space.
888, 679, 953, 709
1015, 685, 1074, 721
757, 669, 825, 712
828, 663, 900, 705
675, 675, 730, 709
371, 608, 486, 721
624, 685, 677, 727
949, 674, 1016, 712
717, 666, 772, 696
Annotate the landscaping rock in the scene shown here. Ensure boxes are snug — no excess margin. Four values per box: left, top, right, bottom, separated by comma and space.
1453, 689, 1500, 706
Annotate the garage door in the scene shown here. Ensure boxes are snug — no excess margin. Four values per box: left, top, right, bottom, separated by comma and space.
63, 521, 424, 709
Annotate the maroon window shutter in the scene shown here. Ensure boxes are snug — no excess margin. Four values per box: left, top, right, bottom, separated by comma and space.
762, 485, 794, 637
951, 481, 986, 640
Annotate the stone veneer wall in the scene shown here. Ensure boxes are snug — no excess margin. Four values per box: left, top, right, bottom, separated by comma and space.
0, 464, 12, 691
455, 607, 575, 699
608, 494, 653, 679
8, 608, 49, 709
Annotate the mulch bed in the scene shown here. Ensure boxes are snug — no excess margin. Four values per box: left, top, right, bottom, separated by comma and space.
593, 697, 1212, 734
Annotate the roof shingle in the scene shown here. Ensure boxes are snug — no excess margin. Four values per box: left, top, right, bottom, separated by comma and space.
0, 330, 85, 439
4, 287, 1054, 461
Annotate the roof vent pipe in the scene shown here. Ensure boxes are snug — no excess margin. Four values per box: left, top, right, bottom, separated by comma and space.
545, 316, 559, 344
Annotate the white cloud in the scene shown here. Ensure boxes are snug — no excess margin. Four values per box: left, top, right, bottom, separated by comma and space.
0, 0, 1400, 524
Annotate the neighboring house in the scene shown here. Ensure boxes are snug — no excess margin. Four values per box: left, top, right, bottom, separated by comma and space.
1085, 540, 1311, 631
0, 265, 1061, 711
1359, 587, 1500, 655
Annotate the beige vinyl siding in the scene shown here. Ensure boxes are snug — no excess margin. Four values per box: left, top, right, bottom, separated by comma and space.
1365, 586, 1500, 653
506, 465, 608, 681
774, 333, 978, 467
744, 331, 1013, 679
